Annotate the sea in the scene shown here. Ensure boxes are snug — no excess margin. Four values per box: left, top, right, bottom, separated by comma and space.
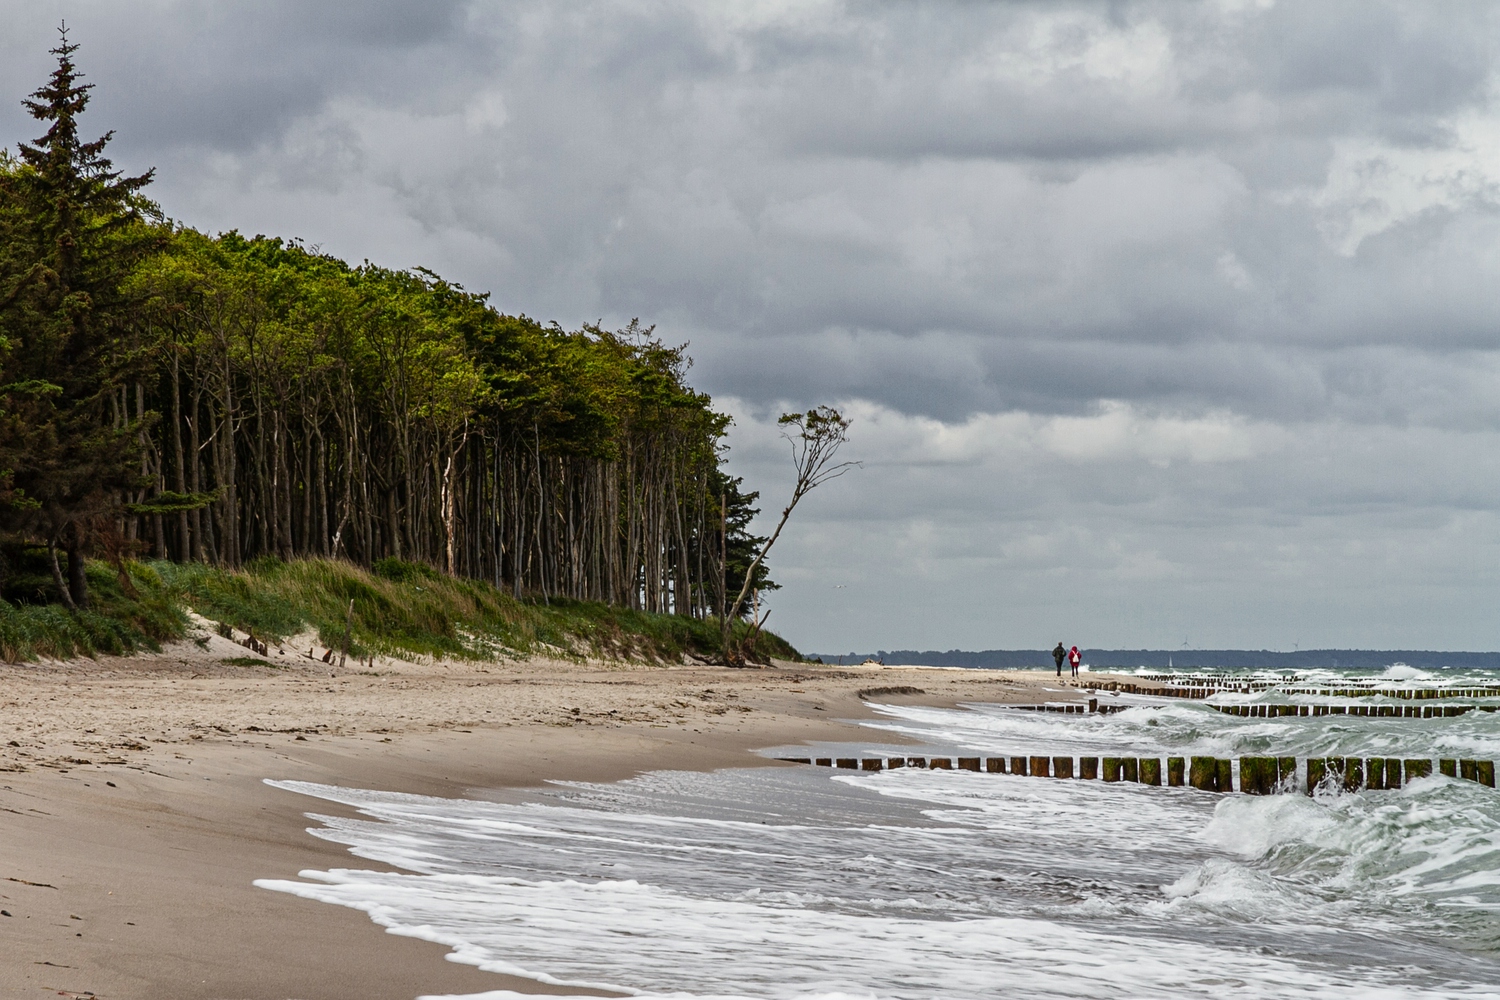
256, 664, 1500, 999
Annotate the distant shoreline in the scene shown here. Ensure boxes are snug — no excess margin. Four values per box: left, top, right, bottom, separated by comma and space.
814, 649, 1500, 670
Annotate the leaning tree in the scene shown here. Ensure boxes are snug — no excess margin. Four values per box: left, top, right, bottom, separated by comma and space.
722, 405, 856, 666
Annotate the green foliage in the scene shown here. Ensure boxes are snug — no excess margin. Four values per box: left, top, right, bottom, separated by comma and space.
220, 656, 274, 668
0, 30, 165, 609
0, 551, 183, 660
0, 553, 799, 663
716, 471, 778, 608
156, 557, 799, 664
0, 37, 797, 639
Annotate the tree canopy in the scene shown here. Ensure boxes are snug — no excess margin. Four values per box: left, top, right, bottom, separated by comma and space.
0, 33, 773, 627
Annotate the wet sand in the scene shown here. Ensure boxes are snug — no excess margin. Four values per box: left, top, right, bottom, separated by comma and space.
0, 641, 1098, 1000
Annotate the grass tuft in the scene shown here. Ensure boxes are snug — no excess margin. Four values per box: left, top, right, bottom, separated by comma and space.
0, 554, 799, 664
0, 556, 186, 661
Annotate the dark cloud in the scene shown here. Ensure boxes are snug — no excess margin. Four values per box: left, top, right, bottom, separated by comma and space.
4, 0, 1500, 648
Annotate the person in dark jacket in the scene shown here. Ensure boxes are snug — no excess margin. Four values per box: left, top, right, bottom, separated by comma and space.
1053, 643, 1066, 677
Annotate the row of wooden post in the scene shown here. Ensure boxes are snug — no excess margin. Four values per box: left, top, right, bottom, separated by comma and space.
782, 755, 1498, 793
1305, 756, 1496, 791
1130, 676, 1500, 701
1212, 703, 1491, 719
1283, 686, 1500, 700
1091, 682, 1212, 699
1011, 699, 1124, 716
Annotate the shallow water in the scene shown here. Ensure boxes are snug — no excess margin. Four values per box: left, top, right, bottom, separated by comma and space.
257, 666, 1500, 999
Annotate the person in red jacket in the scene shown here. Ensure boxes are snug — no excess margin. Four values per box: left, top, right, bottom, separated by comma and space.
1068, 645, 1081, 679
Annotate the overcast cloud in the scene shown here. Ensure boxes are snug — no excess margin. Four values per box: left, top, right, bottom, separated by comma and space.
5, 1, 1500, 652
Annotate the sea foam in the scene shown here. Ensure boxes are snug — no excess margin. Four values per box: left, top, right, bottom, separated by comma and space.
257, 668, 1500, 999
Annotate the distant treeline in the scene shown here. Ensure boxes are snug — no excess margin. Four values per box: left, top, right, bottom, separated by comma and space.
818, 649, 1500, 670
0, 37, 770, 616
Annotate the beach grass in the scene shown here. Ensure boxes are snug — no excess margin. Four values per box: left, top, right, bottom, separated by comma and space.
0, 556, 187, 661
0, 551, 798, 664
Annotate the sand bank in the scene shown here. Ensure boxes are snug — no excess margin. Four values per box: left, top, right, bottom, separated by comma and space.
0, 643, 1105, 1000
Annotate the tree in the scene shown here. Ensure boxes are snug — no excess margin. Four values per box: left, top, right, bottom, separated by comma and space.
0, 26, 159, 608
722, 406, 855, 666
0, 36, 790, 632
714, 471, 776, 615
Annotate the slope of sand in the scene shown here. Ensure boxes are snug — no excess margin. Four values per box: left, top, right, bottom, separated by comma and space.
0, 638, 1106, 1000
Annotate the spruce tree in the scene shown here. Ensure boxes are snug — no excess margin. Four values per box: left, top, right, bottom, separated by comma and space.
0, 26, 160, 609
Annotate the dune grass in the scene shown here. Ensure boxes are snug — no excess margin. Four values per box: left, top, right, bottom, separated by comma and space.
0, 557, 187, 661
0, 552, 799, 664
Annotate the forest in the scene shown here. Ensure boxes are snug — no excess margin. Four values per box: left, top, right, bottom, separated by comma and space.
0, 36, 782, 658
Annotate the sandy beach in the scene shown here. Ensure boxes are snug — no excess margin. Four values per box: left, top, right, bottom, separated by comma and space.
0, 636, 1103, 1000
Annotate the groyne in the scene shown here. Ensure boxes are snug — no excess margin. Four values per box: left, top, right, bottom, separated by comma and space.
782, 754, 1497, 793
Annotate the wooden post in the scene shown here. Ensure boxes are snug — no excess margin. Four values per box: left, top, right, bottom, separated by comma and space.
1365, 758, 1385, 790
985, 757, 1005, 773
1010, 756, 1029, 776
906, 757, 926, 768
1404, 759, 1431, 781
1167, 757, 1185, 787
1440, 759, 1458, 778
929, 758, 953, 769
1122, 758, 1139, 783
1460, 759, 1478, 782
1216, 758, 1234, 793
1479, 760, 1496, 788
862, 758, 883, 771
1306, 757, 1326, 794
1278, 757, 1297, 789
1080, 756, 1099, 780
1102, 757, 1122, 782
886, 757, 906, 769
1342, 758, 1363, 791
1052, 756, 1074, 779
958, 757, 981, 772
1382, 757, 1401, 788
1189, 756, 1216, 790
816, 758, 833, 766
1029, 756, 1051, 778
837, 758, 858, 769
1140, 758, 1162, 786
1239, 757, 1269, 795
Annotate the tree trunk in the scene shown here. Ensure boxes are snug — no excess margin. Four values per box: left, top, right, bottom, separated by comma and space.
48, 538, 77, 612
66, 529, 88, 610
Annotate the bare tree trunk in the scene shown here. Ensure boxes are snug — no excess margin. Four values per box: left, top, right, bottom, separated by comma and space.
48, 537, 77, 612
65, 528, 88, 610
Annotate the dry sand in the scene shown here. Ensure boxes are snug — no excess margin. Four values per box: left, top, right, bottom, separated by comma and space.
0, 635, 1106, 1000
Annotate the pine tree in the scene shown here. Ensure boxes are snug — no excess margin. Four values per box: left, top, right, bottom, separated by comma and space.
0, 26, 160, 609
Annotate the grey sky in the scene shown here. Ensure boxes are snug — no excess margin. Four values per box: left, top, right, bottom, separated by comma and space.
5, 1, 1500, 651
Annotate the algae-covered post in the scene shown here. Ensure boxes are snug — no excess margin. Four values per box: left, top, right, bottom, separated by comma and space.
1189, 756, 1217, 790
1167, 757, 1186, 787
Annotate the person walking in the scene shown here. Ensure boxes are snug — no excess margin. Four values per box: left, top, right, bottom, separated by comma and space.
1052, 642, 1066, 678
1068, 645, 1081, 679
